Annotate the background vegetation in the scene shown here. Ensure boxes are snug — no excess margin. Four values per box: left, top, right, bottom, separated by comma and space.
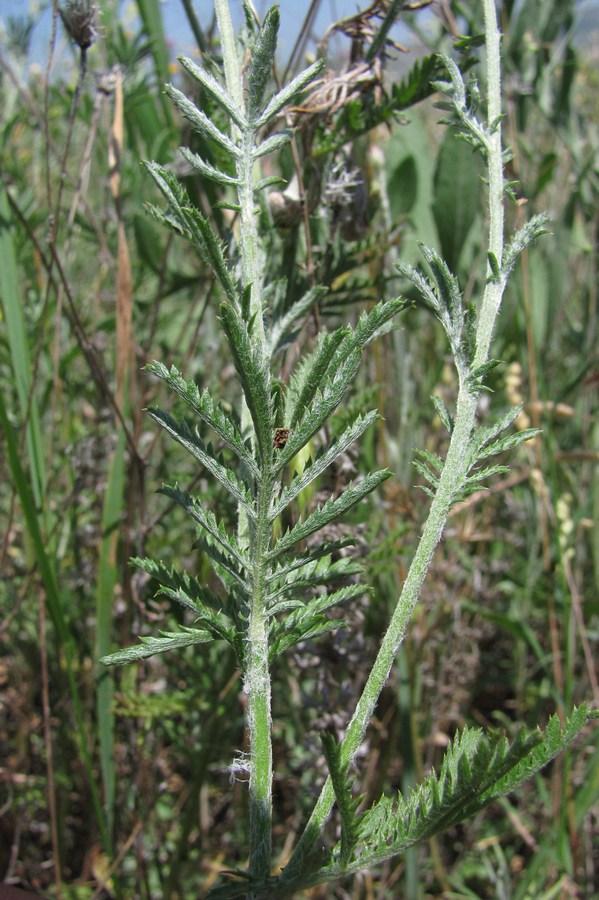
1, 0, 597, 897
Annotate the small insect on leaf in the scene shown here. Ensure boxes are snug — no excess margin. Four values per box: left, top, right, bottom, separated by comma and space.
273, 427, 291, 449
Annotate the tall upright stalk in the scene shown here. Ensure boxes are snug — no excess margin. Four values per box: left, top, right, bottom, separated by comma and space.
214, 0, 272, 878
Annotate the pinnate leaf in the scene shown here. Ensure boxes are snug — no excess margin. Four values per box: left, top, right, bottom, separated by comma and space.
99, 627, 213, 667
271, 411, 380, 518
146, 362, 259, 478
268, 471, 391, 561
220, 302, 274, 464
147, 408, 254, 515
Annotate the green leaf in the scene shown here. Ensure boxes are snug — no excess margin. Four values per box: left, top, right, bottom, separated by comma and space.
266, 555, 364, 607
179, 147, 240, 187
145, 362, 259, 479
271, 411, 380, 519
131, 559, 241, 654
431, 395, 453, 433
396, 260, 440, 314
387, 54, 448, 109
180, 205, 239, 300
277, 350, 362, 473
432, 55, 488, 156
99, 626, 213, 666
351, 297, 408, 353
143, 163, 238, 302
265, 539, 356, 585
254, 59, 325, 128
457, 463, 510, 498
147, 408, 255, 515
412, 456, 440, 493
487, 250, 501, 282
165, 83, 241, 157
502, 213, 551, 282
268, 471, 391, 561
177, 55, 246, 130
269, 708, 593, 895
160, 485, 249, 572
473, 427, 540, 465
247, 5, 279, 122
131, 557, 224, 616
255, 175, 286, 192
193, 534, 249, 596
288, 328, 351, 429
270, 618, 342, 661
219, 303, 274, 464
356, 708, 592, 869
252, 131, 292, 160
467, 358, 502, 391
287, 583, 366, 624
419, 244, 463, 324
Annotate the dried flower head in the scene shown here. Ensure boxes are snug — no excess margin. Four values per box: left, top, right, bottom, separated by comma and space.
59, 0, 96, 51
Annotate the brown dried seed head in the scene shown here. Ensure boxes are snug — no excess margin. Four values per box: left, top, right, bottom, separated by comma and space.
59, 1, 96, 51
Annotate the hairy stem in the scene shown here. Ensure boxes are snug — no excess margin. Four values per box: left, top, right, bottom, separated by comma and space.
214, 0, 266, 345
474, 0, 505, 365
213, 0, 273, 883
282, 0, 506, 881
246, 471, 274, 882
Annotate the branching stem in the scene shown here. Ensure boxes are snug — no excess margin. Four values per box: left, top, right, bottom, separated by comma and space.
282, 0, 506, 881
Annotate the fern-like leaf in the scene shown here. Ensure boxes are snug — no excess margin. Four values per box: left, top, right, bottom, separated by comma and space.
165, 83, 241, 157
146, 362, 259, 479
269, 708, 593, 896
271, 411, 380, 519
268, 471, 391, 562
131, 557, 224, 616
431, 54, 489, 156
254, 59, 325, 128
147, 408, 255, 516
431, 395, 453, 433
268, 285, 328, 358
269, 618, 343, 661
143, 163, 238, 302
502, 213, 551, 283
177, 55, 246, 128
219, 302, 274, 463
276, 350, 362, 473
265, 539, 356, 585
161, 485, 249, 572
247, 5, 279, 122
287, 328, 351, 430
99, 626, 214, 666
179, 146, 240, 187
266, 556, 364, 608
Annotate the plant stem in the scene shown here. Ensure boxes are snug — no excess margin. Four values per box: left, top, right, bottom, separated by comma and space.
238, 129, 266, 347
213, 0, 272, 883
214, 0, 266, 345
475, 0, 505, 366
246, 473, 274, 882
282, 0, 506, 881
